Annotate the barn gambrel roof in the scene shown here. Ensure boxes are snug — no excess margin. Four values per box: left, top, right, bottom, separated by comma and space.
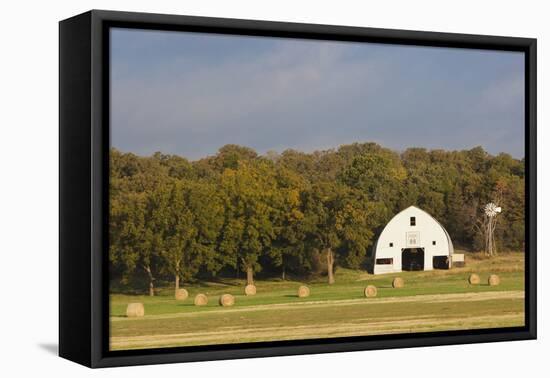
375, 205, 454, 254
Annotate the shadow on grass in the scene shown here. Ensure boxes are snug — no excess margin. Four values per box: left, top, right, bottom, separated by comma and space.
176, 303, 197, 307
196, 278, 242, 287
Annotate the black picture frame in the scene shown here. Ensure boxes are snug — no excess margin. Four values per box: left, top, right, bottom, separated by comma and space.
59, 9, 537, 368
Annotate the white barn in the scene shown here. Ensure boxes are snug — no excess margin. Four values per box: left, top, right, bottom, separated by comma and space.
373, 206, 454, 274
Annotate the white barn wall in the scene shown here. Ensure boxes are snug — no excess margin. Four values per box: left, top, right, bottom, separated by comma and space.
374, 206, 453, 274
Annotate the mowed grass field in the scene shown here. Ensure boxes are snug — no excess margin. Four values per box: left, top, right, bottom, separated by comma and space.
110, 253, 525, 350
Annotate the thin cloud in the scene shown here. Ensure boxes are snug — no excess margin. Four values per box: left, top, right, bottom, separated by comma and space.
110, 29, 525, 159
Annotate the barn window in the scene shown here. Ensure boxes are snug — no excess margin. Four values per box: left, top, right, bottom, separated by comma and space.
433, 256, 449, 269
432, 241, 436, 245
389, 242, 394, 247
410, 216, 416, 226
376, 258, 393, 265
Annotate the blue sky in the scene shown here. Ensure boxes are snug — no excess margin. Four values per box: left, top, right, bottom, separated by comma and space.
110, 28, 525, 160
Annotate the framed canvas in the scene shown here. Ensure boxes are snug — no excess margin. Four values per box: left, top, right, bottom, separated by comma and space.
59, 10, 537, 368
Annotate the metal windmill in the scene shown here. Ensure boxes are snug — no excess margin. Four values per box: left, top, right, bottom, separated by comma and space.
483, 202, 502, 256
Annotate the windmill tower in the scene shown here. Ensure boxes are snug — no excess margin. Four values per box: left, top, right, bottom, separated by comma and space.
483, 202, 502, 256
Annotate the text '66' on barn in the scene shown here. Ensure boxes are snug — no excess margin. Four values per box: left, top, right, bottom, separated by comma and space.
373, 206, 464, 274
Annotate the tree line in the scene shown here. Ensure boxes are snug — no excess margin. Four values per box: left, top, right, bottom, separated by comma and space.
109, 143, 525, 295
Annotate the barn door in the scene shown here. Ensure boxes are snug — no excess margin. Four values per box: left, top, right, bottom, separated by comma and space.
402, 248, 425, 271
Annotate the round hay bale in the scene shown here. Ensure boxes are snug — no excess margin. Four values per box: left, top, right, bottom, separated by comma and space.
219, 293, 235, 307
488, 274, 500, 286
175, 288, 189, 301
392, 277, 404, 288
244, 284, 257, 296
126, 303, 144, 318
468, 273, 481, 285
297, 285, 310, 298
364, 285, 378, 298
194, 293, 208, 306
